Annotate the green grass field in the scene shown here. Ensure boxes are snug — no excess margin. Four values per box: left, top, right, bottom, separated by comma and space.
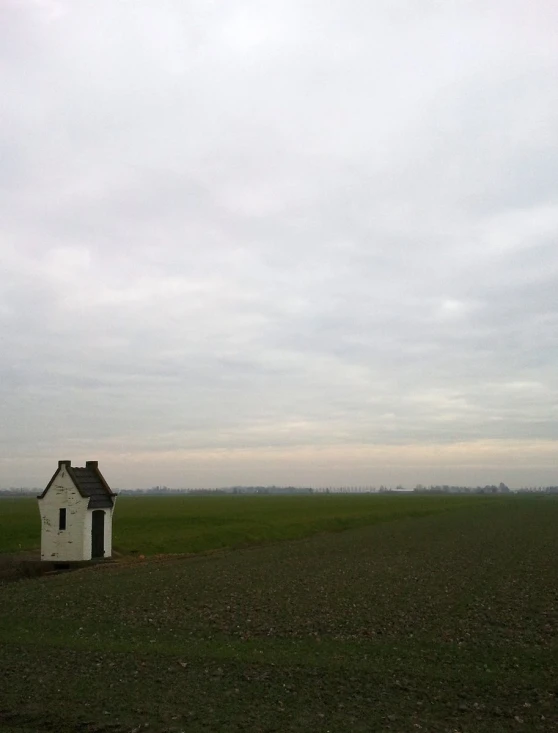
1, 495, 557, 732
1, 493, 496, 555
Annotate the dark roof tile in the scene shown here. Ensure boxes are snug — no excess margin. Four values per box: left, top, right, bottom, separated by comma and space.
38, 461, 116, 509
69, 467, 115, 509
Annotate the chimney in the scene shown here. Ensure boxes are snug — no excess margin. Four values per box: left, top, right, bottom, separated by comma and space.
58, 459, 71, 468
86, 460, 98, 469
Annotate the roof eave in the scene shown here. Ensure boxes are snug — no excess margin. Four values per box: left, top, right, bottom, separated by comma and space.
66, 465, 89, 500
91, 465, 117, 497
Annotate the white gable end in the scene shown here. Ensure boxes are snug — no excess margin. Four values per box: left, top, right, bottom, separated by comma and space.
38, 466, 90, 561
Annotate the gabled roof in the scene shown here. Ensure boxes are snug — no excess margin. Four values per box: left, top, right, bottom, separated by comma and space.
38, 460, 117, 509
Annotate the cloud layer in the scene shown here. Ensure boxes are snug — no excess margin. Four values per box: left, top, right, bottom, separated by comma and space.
1, 1, 557, 487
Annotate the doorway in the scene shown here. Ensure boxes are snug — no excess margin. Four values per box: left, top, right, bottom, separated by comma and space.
91, 510, 105, 558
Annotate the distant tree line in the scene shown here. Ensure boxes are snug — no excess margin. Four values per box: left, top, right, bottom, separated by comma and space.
3, 484, 558, 497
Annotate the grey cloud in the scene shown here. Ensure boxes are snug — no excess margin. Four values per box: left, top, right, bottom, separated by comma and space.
1, 0, 558, 487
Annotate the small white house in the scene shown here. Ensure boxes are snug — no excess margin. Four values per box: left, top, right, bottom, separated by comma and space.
37, 459, 117, 562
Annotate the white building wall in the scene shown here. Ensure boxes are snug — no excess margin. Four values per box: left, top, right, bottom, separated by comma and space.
104, 505, 114, 557
38, 468, 90, 561
83, 509, 92, 560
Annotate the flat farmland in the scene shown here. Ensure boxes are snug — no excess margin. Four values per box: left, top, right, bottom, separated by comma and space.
0, 493, 494, 555
1, 495, 557, 732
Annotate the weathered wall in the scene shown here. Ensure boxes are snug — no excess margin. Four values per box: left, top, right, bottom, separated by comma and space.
104, 505, 114, 557
82, 508, 92, 560
38, 468, 90, 561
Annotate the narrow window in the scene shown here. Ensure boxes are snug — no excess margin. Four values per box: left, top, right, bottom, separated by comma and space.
59, 508, 67, 531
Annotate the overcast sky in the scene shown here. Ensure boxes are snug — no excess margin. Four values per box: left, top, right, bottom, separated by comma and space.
1, 0, 557, 489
